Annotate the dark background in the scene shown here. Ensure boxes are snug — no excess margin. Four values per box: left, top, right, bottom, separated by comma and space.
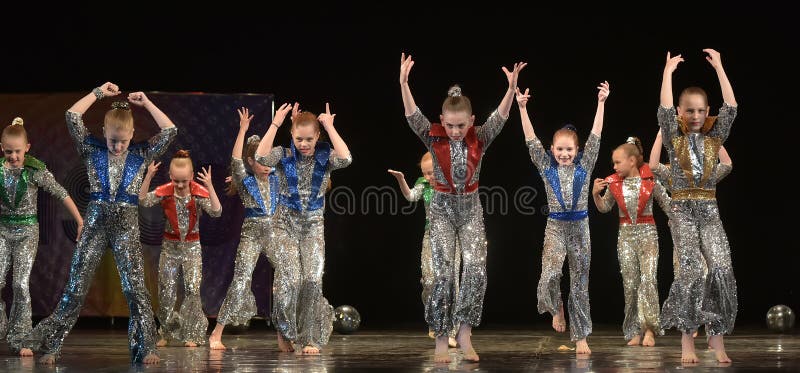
2, 4, 797, 330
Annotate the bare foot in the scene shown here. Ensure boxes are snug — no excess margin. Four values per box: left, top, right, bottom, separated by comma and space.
576, 338, 591, 355
301, 345, 320, 355
19, 348, 33, 357
552, 304, 567, 333
708, 335, 731, 363
277, 332, 295, 352
627, 335, 641, 346
642, 329, 656, 347
38, 354, 56, 365
209, 323, 227, 350
184, 342, 197, 347
434, 336, 450, 363
143, 353, 160, 364
156, 339, 168, 347
456, 325, 479, 362
681, 332, 698, 363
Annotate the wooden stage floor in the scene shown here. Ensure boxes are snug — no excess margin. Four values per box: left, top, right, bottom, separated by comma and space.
1, 324, 797, 372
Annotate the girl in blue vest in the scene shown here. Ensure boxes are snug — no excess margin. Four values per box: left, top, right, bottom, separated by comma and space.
209, 107, 280, 350
400, 53, 526, 363
139, 150, 221, 347
255, 102, 351, 355
23, 83, 177, 365
0, 118, 83, 356
388, 152, 460, 348
515, 81, 610, 355
591, 137, 671, 347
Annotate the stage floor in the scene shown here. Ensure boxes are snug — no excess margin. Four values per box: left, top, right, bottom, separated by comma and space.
1, 324, 797, 372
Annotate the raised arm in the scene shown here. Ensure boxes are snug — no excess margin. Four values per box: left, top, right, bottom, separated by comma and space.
516, 87, 536, 141
400, 53, 417, 116
590, 81, 610, 136
498, 62, 527, 118
649, 130, 663, 170
387, 169, 413, 200
139, 161, 161, 204
319, 103, 351, 159
233, 107, 253, 159
255, 103, 292, 158
718, 145, 732, 165
704, 49, 737, 107
197, 166, 222, 215
69, 82, 120, 114
128, 92, 175, 129
660, 52, 684, 108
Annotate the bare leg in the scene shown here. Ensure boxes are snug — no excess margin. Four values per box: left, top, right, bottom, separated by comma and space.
642, 329, 656, 347
434, 336, 450, 363
277, 331, 295, 352
708, 335, 731, 363
575, 338, 591, 355
552, 303, 566, 333
456, 324, 479, 362
208, 323, 226, 350
681, 332, 698, 363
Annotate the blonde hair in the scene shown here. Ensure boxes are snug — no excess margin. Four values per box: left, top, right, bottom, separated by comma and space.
615, 137, 644, 167
170, 149, 194, 173
678, 86, 709, 107
2, 117, 28, 143
104, 101, 134, 132
441, 85, 472, 115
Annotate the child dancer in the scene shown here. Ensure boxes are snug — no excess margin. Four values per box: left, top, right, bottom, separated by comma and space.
400, 52, 526, 362
139, 150, 221, 347
209, 107, 280, 350
0, 117, 83, 356
515, 82, 610, 355
23, 82, 177, 364
255, 102, 351, 354
592, 137, 671, 347
388, 152, 459, 348
657, 49, 737, 363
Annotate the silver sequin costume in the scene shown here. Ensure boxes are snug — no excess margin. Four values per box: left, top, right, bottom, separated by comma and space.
140, 185, 221, 345
407, 178, 460, 338
216, 157, 274, 327
528, 133, 600, 341
596, 170, 671, 340
256, 144, 351, 348
658, 104, 738, 336
406, 107, 507, 337
0, 158, 69, 353
24, 111, 176, 362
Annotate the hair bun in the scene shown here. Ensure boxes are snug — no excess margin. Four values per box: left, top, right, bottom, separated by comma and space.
246, 134, 261, 145
174, 149, 191, 158
11, 117, 23, 126
111, 101, 130, 110
447, 85, 462, 97
562, 123, 577, 132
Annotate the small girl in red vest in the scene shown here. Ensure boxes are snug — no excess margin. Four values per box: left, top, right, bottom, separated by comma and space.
400, 53, 526, 363
591, 137, 671, 347
139, 150, 222, 347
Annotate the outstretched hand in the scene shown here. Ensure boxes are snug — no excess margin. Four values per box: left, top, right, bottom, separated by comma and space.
146, 161, 161, 177
664, 52, 684, 75
502, 62, 528, 90
291, 102, 301, 122
400, 53, 415, 85
128, 92, 151, 107
387, 169, 404, 179
271, 103, 292, 128
197, 166, 213, 188
238, 107, 253, 130
703, 48, 723, 70
318, 103, 336, 130
515, 87, 531, 108
597, 81, 610, 102
99, 82, 121, 97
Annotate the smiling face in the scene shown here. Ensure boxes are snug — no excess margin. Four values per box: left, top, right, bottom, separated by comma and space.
440, 110, 475, 141
551, 135, 578, 166
1, 134, 30, 168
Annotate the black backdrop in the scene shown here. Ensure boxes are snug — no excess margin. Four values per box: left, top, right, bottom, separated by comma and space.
1, 4, 797, 330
